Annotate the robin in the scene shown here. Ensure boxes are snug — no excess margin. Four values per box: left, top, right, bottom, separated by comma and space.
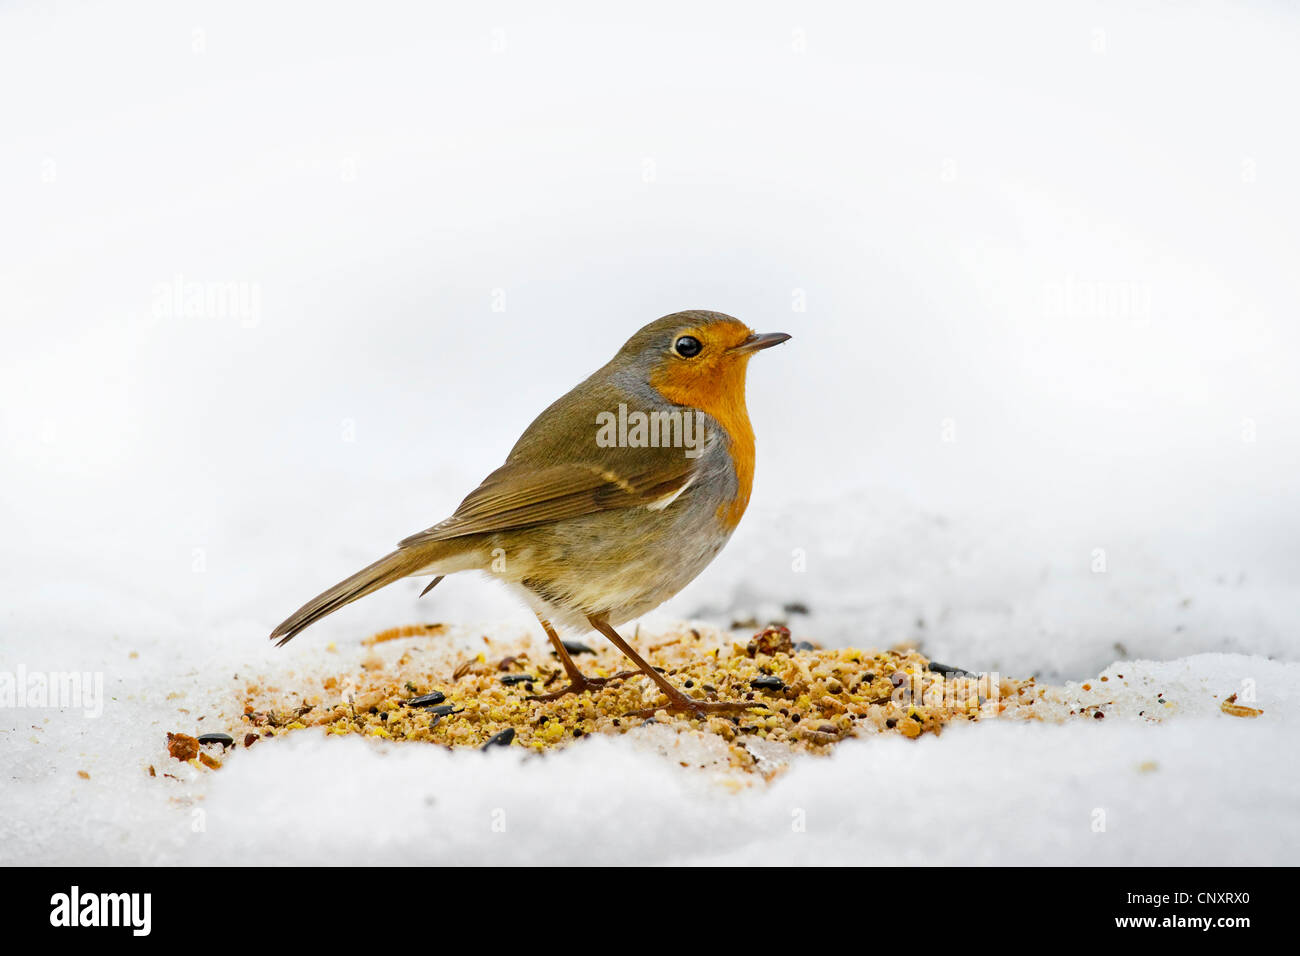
270, 310, 790, 717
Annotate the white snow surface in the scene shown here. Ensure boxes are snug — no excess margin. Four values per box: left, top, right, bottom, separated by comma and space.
3, 0, 1299, 865
3, 642, 1297, 866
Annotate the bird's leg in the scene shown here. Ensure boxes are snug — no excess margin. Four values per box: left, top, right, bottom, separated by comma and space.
587, 615, 767, 720
525, 614, 637, 702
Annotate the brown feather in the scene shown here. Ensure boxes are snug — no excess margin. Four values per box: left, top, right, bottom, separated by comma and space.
399, 429, 698, 547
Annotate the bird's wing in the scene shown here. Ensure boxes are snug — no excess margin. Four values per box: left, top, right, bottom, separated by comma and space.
397, 445, 698, 547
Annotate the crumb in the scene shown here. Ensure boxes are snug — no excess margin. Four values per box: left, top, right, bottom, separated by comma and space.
232, 624, 1033, 774
166, 732, 200, 762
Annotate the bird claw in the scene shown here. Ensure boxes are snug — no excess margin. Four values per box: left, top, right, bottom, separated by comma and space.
624, 696, 768, 720
525, 670, 639, 702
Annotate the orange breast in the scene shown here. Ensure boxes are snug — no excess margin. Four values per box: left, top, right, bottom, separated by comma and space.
649, 347, 756, 530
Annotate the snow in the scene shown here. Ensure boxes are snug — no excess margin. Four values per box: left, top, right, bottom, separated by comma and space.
3, 0, 1299, 866
182, 697, 1300, 868
4, 648, 1295, 866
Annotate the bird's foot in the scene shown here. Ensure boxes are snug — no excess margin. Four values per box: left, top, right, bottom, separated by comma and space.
526, 670, 639, 702
624, 689, 768, 720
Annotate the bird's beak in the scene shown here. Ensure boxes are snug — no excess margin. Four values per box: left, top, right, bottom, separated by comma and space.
730, 331, 792, 354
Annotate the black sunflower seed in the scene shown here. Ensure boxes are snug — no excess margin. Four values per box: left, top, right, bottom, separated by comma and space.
927, 661, 974, 677
405, 691, 446, 707
481, 728, 515, 750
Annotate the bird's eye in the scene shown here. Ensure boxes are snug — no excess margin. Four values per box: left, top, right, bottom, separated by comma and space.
674, 335, 703, 358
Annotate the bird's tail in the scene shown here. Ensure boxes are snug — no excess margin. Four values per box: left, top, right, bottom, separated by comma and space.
270, 544, 451, 646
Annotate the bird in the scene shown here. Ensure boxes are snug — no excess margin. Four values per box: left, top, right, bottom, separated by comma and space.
270, 309, 790, 717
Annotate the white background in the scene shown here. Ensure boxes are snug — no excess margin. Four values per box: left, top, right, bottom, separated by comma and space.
2, 0, 1297, 866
